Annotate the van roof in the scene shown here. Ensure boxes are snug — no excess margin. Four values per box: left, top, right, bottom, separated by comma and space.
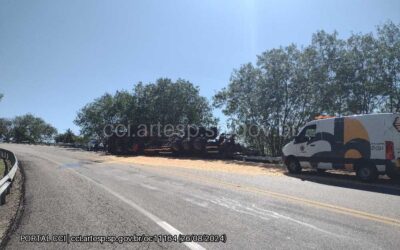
313, 113, 396, 122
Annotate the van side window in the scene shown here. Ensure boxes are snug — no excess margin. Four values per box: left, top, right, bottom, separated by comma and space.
295, 124, 316, 143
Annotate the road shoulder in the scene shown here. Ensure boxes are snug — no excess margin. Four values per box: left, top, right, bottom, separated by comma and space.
0, 166, 24, 248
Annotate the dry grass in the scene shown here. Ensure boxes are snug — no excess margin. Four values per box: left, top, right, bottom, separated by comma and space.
0, 160, 5, 177
105, 155, 285, 176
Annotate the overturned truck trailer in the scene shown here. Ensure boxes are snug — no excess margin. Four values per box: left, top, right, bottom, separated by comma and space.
107, 126, 242, 158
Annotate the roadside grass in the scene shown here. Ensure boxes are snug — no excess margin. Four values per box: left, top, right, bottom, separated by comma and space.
0, 160, 5, 177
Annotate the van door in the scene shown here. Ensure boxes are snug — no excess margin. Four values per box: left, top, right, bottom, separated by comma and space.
294, 124, 318, 168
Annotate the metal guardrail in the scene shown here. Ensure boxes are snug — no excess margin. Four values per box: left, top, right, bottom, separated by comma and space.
0, 148, 18, 205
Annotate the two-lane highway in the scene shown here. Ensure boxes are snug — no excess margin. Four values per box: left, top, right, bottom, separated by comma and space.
1, 143, 400, 249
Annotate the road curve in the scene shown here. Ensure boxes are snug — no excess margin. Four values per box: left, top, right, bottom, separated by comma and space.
1, 143, 400, 249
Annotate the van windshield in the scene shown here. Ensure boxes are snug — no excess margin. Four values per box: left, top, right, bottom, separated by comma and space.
296, 124, 316, 143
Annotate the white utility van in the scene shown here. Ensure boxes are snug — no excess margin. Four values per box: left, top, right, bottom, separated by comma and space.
282, 113, 400, 182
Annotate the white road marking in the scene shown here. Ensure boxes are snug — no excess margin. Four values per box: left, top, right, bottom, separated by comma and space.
72, 170, 206, 250
249, 204, 343, 237
188, 193, 344, 238
140, 183, 159, 191
184, 198, 209, 208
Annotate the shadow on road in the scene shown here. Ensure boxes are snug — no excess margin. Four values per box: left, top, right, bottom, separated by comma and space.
286, 170, 400, 196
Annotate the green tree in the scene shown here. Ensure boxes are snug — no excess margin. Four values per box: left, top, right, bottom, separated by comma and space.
215, 45, 320, 156
134, 78, 216, 126
309, 30, 348, 115
12, 114, 57, 143
75, 78, 216, 140
55, 129, 77, 143
0, 118, 12, 141
214, 21, 400, 156
214, 63, 268, 153
376, 21, 400, 111
74, 93, 118, 140
344, 33, 383, 114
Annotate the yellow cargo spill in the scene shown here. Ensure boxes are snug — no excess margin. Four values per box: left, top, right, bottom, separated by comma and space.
105, 156, 284, 176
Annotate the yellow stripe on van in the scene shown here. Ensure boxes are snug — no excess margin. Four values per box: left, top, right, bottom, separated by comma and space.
343, 118, 370, 170
344, 118, 369, 144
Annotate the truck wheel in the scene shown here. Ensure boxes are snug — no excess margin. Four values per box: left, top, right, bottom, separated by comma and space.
287, 158, 301, 174
317, 169, 326, 174
356, 164, 378, 182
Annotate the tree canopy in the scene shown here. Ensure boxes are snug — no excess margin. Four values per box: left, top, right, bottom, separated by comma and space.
0, 118, 12, 141
55, 129, 77, 144
0, 114, 57, 143
214, 21, 400, 156
75, 78, 217, 140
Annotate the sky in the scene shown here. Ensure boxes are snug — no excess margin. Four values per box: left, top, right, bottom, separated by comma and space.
1, 0, 400, 134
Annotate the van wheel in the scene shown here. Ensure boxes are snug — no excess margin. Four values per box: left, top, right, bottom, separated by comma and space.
287, 158, 301, 174
386, 172, 400, 181
386, 171, 400, 181
356, 164, 378, 182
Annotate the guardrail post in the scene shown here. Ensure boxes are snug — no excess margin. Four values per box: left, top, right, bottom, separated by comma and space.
0, 192, 5, 205
6, 181, 11, 195
8, 178, 12, 192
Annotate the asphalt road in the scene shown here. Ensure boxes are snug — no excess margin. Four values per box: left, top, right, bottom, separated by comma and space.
1, 143, 400, 250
